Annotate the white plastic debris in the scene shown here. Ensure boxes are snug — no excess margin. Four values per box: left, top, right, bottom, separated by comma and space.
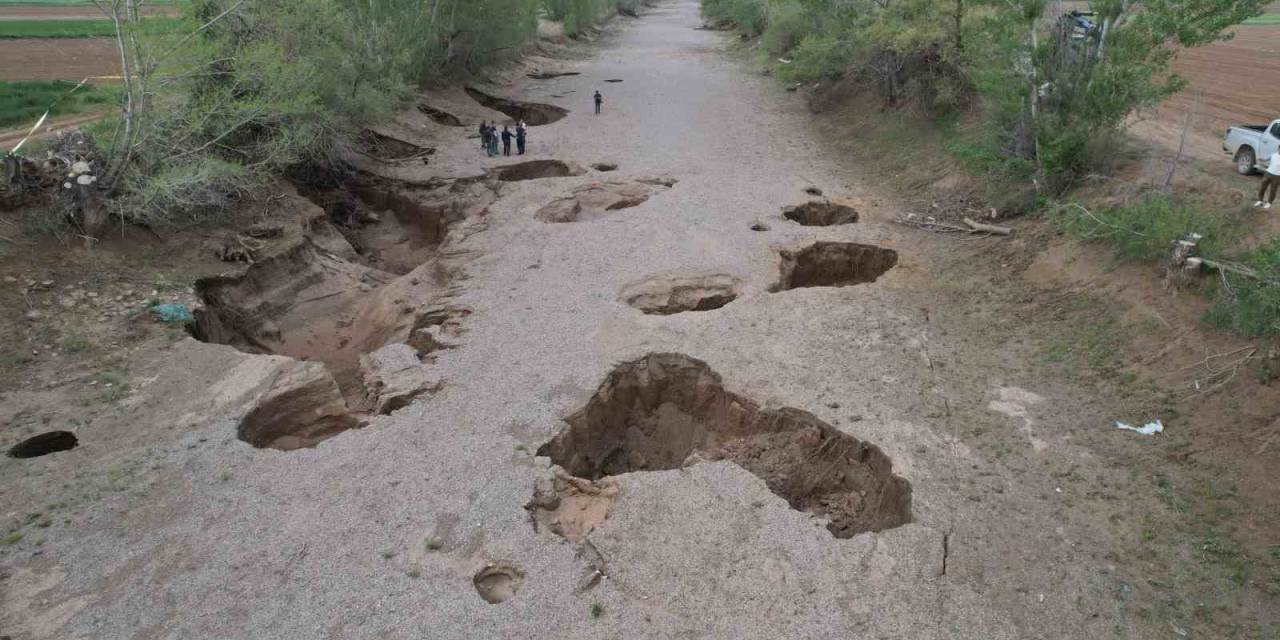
71, 160, 91, 174
75, 174, 94, 185
1115, 420, 1163, 435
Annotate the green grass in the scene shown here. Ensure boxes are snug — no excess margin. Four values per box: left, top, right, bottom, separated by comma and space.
1242, 13, 1280, 24
0, 0, 172, 5
1050, 194, 1245, 262
0, 17, 182, 38
0, 79, 117, 128
1203, 236, 1280, 336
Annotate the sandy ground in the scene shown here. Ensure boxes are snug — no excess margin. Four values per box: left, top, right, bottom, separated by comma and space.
1, 2, 1276, 639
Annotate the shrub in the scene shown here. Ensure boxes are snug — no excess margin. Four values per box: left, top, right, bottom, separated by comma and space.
1204, 238, 1280, 337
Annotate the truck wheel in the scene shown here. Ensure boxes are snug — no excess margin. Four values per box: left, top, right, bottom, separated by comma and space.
1234, 147, 1257, 175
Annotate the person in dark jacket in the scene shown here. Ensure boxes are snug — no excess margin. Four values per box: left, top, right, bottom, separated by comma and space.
516, 120, 527, 155
500, 125, 514, 156
478, 121, 488, 150
593, 90, 603, 115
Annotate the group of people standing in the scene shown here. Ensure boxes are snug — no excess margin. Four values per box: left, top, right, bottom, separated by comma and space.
479, 121, 527, 157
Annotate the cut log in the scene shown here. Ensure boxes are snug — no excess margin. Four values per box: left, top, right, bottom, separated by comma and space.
962, 217, 1012, 236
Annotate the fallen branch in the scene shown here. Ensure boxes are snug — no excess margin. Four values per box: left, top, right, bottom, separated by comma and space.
963, 217, 1012, 236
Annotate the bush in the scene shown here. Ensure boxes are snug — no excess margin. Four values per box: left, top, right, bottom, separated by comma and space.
1205, 238, 1280, 337
1049, 195, 1244, 262
701, 0, 767, 34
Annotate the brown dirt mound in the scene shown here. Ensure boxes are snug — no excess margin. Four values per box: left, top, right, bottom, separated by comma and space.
8, 431, 77, 458
473, 563, 525, 604
537, 353, 913, 538
493, 159, 585, 182
619, 274, 740, 314
465, 87, 570, 126
535, 181, 656, 222
782, 201, 858, 226
770, 241, 897, 292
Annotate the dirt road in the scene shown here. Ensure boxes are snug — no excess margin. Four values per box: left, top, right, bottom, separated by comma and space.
1, 2, 1273, 638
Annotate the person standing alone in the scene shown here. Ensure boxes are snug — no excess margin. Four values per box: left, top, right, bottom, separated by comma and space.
594, 90, 603, 115
516, 120, 528, 155
1257, 149, 1280, 209
500, 125, 514, 156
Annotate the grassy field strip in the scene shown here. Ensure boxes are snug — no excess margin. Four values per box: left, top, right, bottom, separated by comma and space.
0, 17, 180, 37
0, 79, 117, 128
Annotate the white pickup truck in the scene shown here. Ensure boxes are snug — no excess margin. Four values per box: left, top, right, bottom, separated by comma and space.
1223, 119, 1280, 174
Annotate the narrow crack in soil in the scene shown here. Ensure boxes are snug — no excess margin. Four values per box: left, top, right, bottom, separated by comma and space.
537, 353, 913, 538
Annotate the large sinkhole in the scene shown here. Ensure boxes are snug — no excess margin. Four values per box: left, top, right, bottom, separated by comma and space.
537, 353, 912, 538
189, 175, 480, 450
492, 160, 584, 182
783, 201, 858, 226
770, 242, 898, 292
465, 87, 569, 126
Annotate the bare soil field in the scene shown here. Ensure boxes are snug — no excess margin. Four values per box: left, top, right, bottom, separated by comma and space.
1140, 25, 1280, 151
0, 37, 116, 81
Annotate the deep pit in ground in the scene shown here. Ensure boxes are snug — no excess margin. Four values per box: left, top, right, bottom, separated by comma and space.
619, 274, 740, 314
8, 431, 78, 458
417, 103, 463, 126
190, 171, 491, 449
782, 201, 858, 226
537, 353, 913, 538
465, 87, 569, 126
493, 159, 585, 182
770, 241, 898, 292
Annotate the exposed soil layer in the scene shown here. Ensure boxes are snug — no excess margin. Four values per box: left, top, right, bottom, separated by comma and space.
492, 159, 585, 182
8, 431, 78, 458
770, 241, 898, 291
465, 87, 570, 126
191, 174, 488, 448
237, 362, 362, 450
782, 201, 858, 226
416, 103, 464, 126
357, 130, 435, 163
527, 71, 581, 79
535, 180, 658, 222
525, 467, 619, 542
473, 563, 525, 604
537, 353, 913, 538
619, 274, 740, 314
